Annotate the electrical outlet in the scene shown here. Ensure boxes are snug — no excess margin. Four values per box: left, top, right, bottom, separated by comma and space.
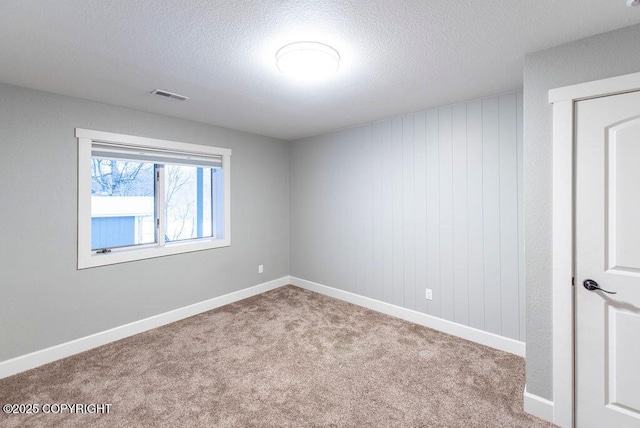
258, 264, 264, 274
425, 288, 433, 300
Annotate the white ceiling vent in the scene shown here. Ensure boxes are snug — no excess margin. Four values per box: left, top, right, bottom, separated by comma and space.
150, 89, 190, 101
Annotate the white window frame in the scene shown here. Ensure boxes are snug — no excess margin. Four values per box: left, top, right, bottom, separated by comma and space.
77, 128, 231, 269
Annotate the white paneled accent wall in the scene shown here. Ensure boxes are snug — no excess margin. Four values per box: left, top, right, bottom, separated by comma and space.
290, 91, 524, 341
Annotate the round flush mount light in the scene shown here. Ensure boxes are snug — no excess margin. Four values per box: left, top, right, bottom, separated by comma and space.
276, 42, 340, 80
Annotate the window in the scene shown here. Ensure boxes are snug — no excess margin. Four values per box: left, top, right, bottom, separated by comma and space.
77, 128, 231, 269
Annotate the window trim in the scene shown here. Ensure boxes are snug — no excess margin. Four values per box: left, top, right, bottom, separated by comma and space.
77, 128, 231, 269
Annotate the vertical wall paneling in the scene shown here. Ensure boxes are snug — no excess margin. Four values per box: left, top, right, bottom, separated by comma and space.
466, 100, 485, 330
333, 131, 342, 291
413, 112, 428, 314
381, 120, 394, 304
391, 117, 405, 306
499, 93, 520, 339
403, 115, 416, 310
321, 135, 338, 286
517, 90, 525, 341
352, 126, 364, 296
327, 135, 339, 290
439, 107, 455, 321
332, 134, 343, 290
361, 124, 374, 298
290, 91, 523, 341
425, 109, 441, 317
482, 96, 502, 335
371, 122, 384, 302
336, 129, 346, 293
336, 130, 349, 294
452, 103, 469, 325
345, 127, 360, 296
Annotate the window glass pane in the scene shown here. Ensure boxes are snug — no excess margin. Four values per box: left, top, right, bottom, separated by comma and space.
91, 159, 155, 250
165, 165, 213, 242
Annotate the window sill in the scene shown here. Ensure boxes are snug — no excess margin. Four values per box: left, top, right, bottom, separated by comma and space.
78, 238, 230, 269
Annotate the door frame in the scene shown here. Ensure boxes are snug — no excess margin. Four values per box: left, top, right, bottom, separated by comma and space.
549, 71, 640, 427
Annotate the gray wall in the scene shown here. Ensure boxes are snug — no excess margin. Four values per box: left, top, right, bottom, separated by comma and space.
524, 24, 640, 400
0, 83, 289, 362
290, 91, 524, 341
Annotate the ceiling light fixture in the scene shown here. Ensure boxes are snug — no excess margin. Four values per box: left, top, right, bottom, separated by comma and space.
276, 42, 340, 80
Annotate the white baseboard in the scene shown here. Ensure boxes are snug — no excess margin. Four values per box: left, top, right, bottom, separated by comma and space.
1, 276, 527, 380
0, 276, 291, 379
290, 277, 526, 357
523, 384, 554, 423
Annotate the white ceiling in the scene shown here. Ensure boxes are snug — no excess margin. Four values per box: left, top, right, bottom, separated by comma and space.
1, 1, 640, 141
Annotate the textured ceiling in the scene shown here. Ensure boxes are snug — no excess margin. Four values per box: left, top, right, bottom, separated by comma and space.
1, 1, 640, 140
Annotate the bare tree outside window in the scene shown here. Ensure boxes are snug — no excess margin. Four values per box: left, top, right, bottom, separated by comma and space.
164, 165, 194, 241
164, 165, 213, 242
91, 159, 213, 245
91, 159, 154, 196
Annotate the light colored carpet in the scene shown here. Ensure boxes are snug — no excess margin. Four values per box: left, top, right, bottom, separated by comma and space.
0, 285, 553, 427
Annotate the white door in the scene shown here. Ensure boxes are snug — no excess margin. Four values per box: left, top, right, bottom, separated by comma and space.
576, 90, 640, 427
